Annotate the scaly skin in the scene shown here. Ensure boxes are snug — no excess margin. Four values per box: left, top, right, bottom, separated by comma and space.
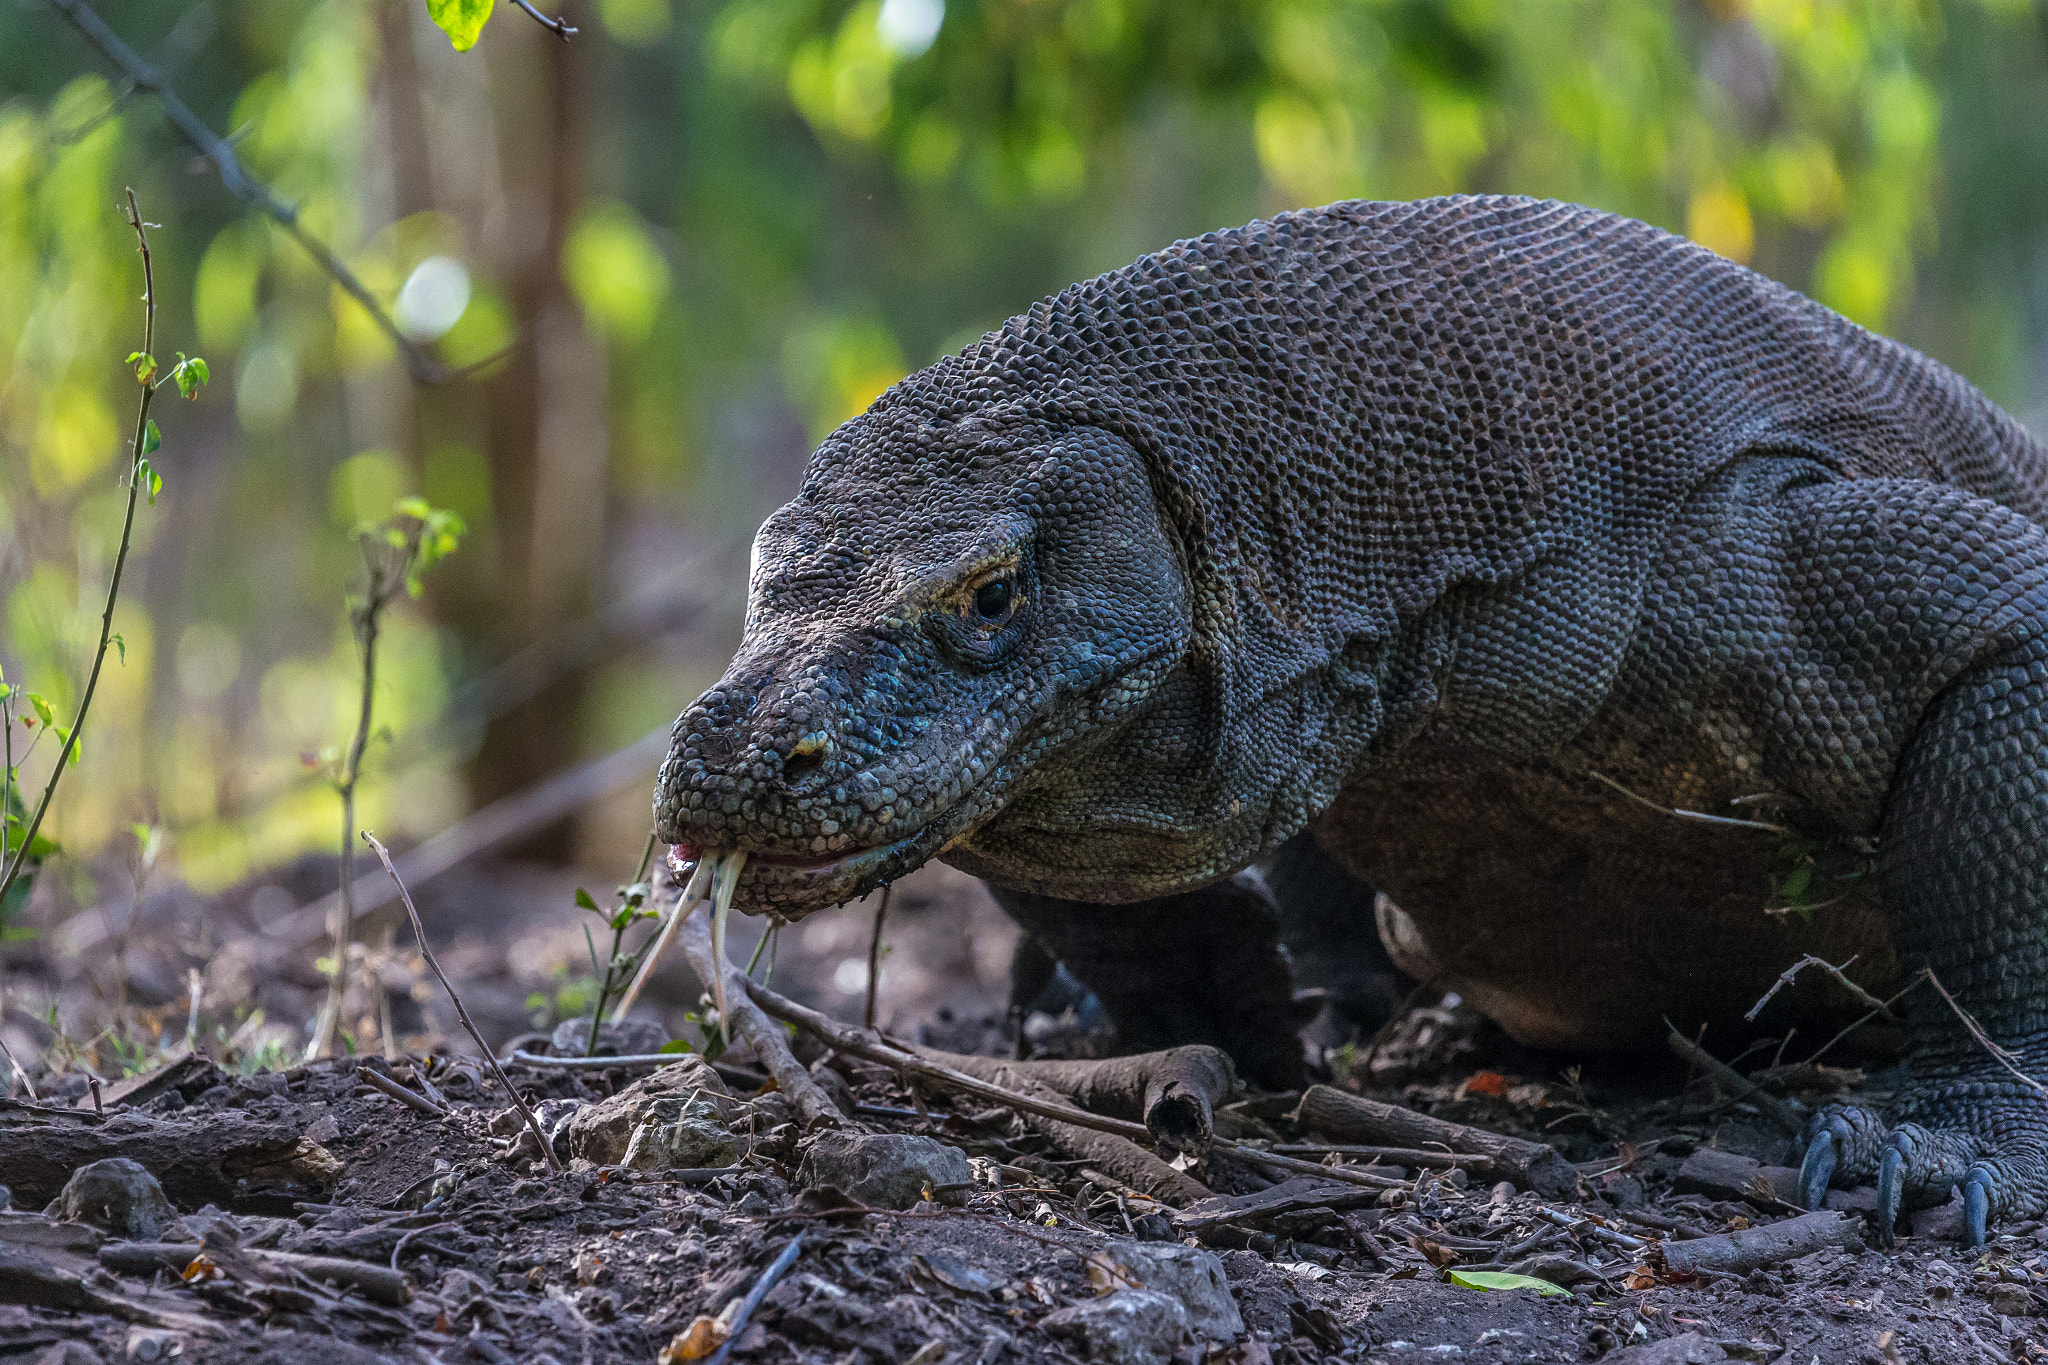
654, 196, 2048, 1242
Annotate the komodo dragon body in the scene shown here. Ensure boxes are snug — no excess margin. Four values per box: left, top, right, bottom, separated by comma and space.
654, 196, 2048, 1245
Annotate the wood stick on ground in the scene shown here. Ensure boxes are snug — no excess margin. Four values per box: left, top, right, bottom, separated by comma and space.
1665, 1031, 1803, 1134
704, 1233, 804, 1365
363, 831, 562, 1173
665, 864, 841, 1131
745, 976, 1403, 1199
1271, 1143, 1489, 1167
99, 1242, 415, 1305
1655, 1210, 1863, 1277
1746, 954, 1895, 1022
919, 1046, 1237, 1155
358, 1066, 447, 1117
1292, 1084, 1580, 1197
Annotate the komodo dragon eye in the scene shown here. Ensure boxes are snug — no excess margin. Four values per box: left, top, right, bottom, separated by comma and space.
973, 577, 1015, 623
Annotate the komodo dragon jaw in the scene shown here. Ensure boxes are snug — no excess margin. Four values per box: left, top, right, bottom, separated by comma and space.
652, 412, 1196, 919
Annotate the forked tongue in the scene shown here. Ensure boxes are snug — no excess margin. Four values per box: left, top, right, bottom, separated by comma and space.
708, 850, 748, 1036
608, 854, 711, 1024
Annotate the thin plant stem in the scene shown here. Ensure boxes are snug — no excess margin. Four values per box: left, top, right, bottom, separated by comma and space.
864, 884, 892, 1031
0, 188, 156, 914
363, 830, 562, 1173
586, 831, 660, 1053
308, 544, 391, 1061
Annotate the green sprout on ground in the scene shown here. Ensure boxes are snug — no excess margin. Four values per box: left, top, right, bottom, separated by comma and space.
305, 497, 465, 1061
1, 190, 206, 933
575, 832, 660, 1055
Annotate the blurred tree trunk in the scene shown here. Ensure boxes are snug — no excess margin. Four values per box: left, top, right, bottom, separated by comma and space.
467, 19, 609, 859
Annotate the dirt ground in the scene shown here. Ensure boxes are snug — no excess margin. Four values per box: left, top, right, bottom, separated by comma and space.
3, 859, 2046, 1364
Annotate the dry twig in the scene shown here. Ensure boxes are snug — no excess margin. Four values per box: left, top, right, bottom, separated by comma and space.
363, 831, 562, 1173
1746, 953, 1895, 1022
1918, 966, 2048, 1098
359, 1066, 448, 1117
1665, 1029, 1803, 1134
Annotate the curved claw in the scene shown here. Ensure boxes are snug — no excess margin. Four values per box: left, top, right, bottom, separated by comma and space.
1875, 1143, 1905, 1249
1964, 1166, 1994, 1248
1799, 1128, 1838, 1211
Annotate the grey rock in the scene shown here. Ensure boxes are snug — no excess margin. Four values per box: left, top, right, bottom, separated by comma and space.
1098, 1241, 1243, 1340
1602, 1333, 1728, 1364
557, 1057, 732, 1168
1038, 1289, 1191, 1365
551, 1017, 669, 1058
795, 1131, 971, 1211
1987, 1281, 2035, 1316
53, 1159, 177, 1240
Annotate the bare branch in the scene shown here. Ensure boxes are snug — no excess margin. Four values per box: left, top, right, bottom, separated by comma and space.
509, 0, 578, 40
1746, 953, 1895, 1023
44, 0, 508, 385
363, 830, 564, 1173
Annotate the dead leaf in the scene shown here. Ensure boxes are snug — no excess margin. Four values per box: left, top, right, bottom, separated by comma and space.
1410, 1235, 1460, 1269
1463, 1071, 1509, 1097
1084, 1254, 1141, 1294
659, 1317, 728, 1362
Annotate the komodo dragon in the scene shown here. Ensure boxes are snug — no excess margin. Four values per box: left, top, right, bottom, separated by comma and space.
654, 195, 2048, 1246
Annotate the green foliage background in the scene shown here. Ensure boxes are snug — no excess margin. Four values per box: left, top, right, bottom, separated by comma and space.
0, 0, 2045, 892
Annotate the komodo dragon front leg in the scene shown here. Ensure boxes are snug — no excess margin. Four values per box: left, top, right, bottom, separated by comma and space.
1759, 478, 2048, 1247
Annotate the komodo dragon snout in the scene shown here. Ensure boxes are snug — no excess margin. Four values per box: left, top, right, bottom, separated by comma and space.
653, 414, 1193, 918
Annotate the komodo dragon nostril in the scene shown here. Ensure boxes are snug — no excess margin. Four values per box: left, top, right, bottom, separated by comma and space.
782, 731, 831, 782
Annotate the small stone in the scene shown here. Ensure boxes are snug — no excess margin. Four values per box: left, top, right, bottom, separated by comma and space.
1097, 1241, 1243, 1341
552, 1016, 669, 1058
1038, 1288, 1191, 1365
795, 1131, 971, 1211
557, 1057, 731, 1167
1986, 1281, 2034, 1316
1600, 1332, 1728, 1364
620, 1098, 741, 1171
54, 1158, 177, 1240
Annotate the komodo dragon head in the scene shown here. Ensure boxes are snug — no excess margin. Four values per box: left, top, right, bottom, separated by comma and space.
653, 385, 1209, 920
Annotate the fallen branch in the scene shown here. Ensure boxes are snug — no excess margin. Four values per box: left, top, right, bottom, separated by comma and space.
918, 1047, 1236, 1155
100, 1241, 414, 1306
47, 0, 504, 385
0, 1242, 221, 1332
1270, 1143, 1488, 1168
745, 976, 1400, 1202
1746, 954, 1894, 1022
364, 831, 561, 1173
1291, 1085, 1580, 1197
1655, 1210, 1862, 1276
358, 1066, 447, 1117
703, 1234, 804, 1365
1665, 1031, 1803, 1134
666, 864, 841, 1131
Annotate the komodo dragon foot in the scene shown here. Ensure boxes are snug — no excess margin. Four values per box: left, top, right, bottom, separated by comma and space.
1794, 1076, 2048, 1248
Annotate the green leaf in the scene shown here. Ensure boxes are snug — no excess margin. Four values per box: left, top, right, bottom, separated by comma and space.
174, 354, 210, 400
1446, 1270, 1571, 1297
129, 352, 156, 384
140, 419, 161, 457
658, 1039, 691, 1054
137, 458, 162, 506
575, 887, 601, 912
111, 632, 125, 664
26, 693, 53, 728
425, 0, 494, 50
